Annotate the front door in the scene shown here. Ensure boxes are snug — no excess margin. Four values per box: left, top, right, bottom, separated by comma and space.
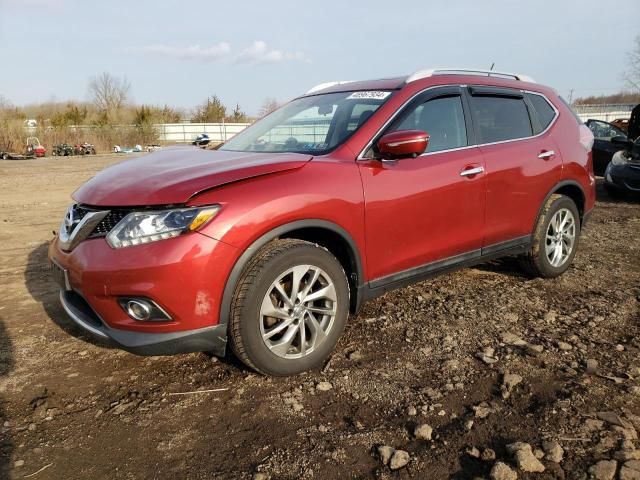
358, 87, 486, 284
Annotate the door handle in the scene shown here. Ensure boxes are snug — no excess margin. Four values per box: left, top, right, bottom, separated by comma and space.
538, 150, 555, 160
460, 166, 484, 177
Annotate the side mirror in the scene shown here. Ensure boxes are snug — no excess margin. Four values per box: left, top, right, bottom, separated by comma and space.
611, 135, 630, 146
377, 130, 429, 160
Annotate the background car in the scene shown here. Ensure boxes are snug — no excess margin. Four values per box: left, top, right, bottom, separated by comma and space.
586, 119, 630, 175
192, 133, 210, 146
604, 137, 640, 197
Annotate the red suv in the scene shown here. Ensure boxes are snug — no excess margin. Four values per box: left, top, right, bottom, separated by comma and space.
49, 68, 596, 376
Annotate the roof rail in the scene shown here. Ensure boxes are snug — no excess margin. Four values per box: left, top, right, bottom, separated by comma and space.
406, 68, 535, 84
306, 80, 355, 94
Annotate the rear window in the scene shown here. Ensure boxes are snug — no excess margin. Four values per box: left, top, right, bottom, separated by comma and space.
526, 93, 557, 134
470, 96, 533, 143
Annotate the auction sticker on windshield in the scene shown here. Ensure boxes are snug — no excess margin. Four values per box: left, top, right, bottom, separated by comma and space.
347, 91, 391, 100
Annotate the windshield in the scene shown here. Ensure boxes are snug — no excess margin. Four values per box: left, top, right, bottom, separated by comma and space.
220, 91, 392, 154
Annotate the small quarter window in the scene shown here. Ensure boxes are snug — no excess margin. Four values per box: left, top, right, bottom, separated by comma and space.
526, 93, 556, 134
470, 96, 533, 143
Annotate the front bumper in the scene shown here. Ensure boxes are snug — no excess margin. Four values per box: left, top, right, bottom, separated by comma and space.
604, 162, 640, 192
48, 231, 239, 356
60, 290, 227, 356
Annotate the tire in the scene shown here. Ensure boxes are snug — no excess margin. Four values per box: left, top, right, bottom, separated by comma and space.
229, 239, 350, 376
519, 194, 580, 278
1, 153, 8, 160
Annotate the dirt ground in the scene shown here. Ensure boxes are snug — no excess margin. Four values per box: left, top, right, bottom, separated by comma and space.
0, 154, 638, 480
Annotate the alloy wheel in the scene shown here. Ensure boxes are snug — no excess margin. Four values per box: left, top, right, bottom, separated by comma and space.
259, 264, 337, 359
545, 208, 576, 268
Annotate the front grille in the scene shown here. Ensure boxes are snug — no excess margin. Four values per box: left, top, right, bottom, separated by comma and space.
73, 205, 131, 238
89, 210, 130, 237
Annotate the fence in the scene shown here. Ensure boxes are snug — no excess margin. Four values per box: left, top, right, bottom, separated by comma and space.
574, 103, 635, 123
22, 102, 639, 147
156, 122, 251, 143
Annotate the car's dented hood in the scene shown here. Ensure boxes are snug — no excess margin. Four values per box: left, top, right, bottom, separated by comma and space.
73, 147, 312, 206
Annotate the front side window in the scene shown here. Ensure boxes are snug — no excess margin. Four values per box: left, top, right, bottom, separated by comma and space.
470, 96, 533, 143
220, 91, 392, 154
390, 95, 468, 153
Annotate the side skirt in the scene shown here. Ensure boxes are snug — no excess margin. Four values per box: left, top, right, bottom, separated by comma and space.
362, 235, 531, 301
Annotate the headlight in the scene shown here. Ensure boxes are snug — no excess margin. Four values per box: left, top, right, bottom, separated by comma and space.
106, 206, 220, 249
611, 151, 629, 166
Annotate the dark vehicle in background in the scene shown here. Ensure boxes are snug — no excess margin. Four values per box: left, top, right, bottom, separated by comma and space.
193, 133, 210, 146
604, 137, 640, 197
586, 119, 630, 175
53, 142, 97, 156
52, 143, 75, 156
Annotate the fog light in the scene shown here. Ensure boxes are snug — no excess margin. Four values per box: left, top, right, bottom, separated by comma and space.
125, 300, 151, 321
118, 297, 172, 322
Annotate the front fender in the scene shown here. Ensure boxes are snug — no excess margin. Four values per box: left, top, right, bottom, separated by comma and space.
187, 159, 367, 325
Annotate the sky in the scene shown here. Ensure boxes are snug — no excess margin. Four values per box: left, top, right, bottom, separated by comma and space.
0, 0, 638, 116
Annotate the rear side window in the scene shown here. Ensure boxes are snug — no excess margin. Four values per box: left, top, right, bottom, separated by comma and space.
391, 95, 467, 153
526, 93, 557, 134
470, 96, 533, 143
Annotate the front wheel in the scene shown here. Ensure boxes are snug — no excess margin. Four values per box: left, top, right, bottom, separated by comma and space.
229, 239, 349, 376
519, 194, 580, 278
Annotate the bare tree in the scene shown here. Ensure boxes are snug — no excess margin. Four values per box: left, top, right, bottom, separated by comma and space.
88, 72, 131, 115
624, 35, 640, 91
259, 98, 279, 117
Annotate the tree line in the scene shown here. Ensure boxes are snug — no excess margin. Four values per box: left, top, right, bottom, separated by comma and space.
0, 72, 282, 128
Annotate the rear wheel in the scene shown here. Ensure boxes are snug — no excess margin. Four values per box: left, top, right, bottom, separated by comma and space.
229, 239, 349, 376
519, 194, 580, 278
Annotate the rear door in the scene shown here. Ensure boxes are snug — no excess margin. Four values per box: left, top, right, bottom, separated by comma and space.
467, 87, 562, 248
359, 86, 487, 282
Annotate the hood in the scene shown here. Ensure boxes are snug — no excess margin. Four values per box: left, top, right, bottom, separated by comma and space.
73, 147, 312, 206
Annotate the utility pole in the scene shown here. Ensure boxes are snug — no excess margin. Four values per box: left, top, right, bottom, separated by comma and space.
568, 89, 574, 105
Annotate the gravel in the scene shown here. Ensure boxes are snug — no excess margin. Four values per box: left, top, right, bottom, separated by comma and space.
490, 462, 518, 480
389, 450, 410, 470
589, 460, 618, 480
0, 157, 638, 478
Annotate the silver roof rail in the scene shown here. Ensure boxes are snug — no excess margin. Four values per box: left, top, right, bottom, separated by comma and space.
306, 80, 355, 94
406, 68, 535, 84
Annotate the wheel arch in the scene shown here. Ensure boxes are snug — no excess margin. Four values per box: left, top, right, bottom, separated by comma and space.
535, 180, 586, 231
219, 220, 364, 332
